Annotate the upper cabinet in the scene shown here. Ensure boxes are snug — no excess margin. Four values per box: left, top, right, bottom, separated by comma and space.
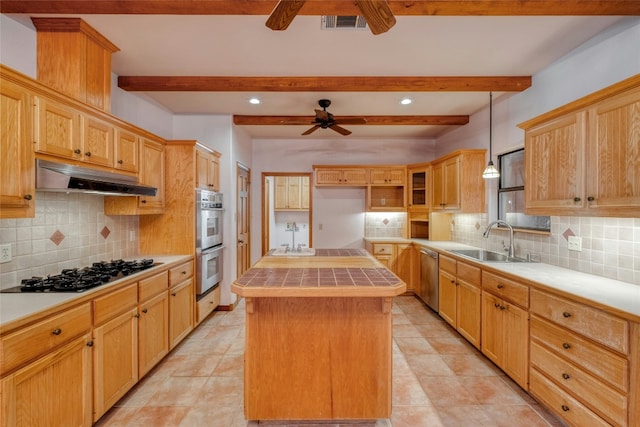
407, 163, 431, 212
196, 147, 221, 192
430, 150, 486, 213
314, 167, 369, 186
114, 127, 140, 174
274, 176, 309, 211
520, 75, 640, 217
369, 167, 405, 185
0, 77, 35, 219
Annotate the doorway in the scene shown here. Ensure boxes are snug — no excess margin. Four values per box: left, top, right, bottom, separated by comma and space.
262, 172, 313, 255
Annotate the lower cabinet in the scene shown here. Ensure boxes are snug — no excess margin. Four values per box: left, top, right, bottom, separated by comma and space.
138, 289, 169, 377
169, 261, 195, 349
365, 241, 414, 292
438, 255, 481, 349
196, 285, 221, 325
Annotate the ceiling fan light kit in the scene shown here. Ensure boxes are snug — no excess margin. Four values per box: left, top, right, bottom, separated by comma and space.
294, 99, 367, 136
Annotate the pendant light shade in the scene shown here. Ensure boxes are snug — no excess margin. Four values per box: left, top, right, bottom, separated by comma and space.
483, 92, 500, 179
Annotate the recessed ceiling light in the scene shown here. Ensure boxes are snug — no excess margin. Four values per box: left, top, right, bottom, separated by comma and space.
400, 98, 412, 105
249, 98, 261, 105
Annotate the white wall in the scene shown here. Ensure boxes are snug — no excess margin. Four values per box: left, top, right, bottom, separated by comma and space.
249, 138, 436, 263
0, 15, 36, 77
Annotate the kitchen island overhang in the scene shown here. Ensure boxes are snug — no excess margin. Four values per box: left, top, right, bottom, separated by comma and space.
232, 254, 406, 421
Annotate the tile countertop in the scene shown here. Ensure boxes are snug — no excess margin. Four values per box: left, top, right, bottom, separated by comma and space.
0, 255, 192, 330
412, 239, 640, 322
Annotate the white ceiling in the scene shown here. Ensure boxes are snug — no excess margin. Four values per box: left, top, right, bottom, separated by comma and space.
9, 12, 625, 139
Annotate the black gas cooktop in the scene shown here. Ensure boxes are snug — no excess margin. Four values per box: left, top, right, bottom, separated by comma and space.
1, 259, 156, 293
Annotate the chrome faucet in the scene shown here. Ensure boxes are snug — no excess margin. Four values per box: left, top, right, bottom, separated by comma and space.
483, 220, 515, 258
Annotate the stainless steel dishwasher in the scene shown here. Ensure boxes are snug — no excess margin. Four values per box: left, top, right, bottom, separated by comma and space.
419, 247, 439, 312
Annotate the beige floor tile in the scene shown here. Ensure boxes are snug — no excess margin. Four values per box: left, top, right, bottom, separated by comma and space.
434, 405, 493, 427
458, 376, 528, 405
389, 405, 446, 427
392, 323, 423, 337
146, 376, 209, 407
426, 336, 477, 355
440, 354, 502, 377
415, 376, 478, 406
480, 404, 555, 427
404, 354, 456, 377
394, 336, 436, 355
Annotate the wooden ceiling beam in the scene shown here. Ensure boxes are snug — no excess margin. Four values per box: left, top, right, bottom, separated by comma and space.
118, 76, 531, 92
2, 1, 638, 16
233, 115, 470, 126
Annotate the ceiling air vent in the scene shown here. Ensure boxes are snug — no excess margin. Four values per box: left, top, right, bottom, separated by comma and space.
321, 16, 368, 30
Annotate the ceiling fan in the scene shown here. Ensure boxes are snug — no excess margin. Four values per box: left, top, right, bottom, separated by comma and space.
283, 99, 367, 136
266, 0, 396, 35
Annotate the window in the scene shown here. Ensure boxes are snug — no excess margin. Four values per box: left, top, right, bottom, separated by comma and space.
498, 149, 550, 231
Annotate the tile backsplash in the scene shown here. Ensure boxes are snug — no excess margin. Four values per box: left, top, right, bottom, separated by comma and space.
0, 192, 138, 289
451, 214, 640, 286
365, 212, 407, 238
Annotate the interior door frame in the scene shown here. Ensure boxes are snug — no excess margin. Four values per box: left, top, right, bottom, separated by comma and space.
261, 172, 313, 256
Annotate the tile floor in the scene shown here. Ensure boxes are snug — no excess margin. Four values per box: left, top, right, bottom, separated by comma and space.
95, 296, 565, 427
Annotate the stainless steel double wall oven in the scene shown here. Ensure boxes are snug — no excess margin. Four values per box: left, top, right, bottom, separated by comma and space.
196, 189, 224, 298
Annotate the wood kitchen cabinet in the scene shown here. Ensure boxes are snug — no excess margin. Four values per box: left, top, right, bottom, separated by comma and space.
438, 254, 481, 349
529, 288, 632, 427
113, 127, 140, 173
369, 167, 406, 184
275, 175, 309, 210
1, 303, 93, 427
520, 75, 640, 217
431, 150, 486, 213
137, 272, 169, 377
365, 241, 413, 292
196, 285, 221, 325
407, 163, 431, 212
0, 76, 34, 219
314, 166, 369, 186
169, 261, 195, 349
92, 283, 138, 421
196, 146, 221, 191
481, 271, 529, 389
104, 137, 166, 215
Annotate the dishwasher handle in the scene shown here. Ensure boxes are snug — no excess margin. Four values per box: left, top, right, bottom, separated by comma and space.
419, 248, 438, 259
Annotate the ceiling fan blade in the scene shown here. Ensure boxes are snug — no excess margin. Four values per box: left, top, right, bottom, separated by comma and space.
329, 124, 352, 136
356, 0, 396, 35
302, 125, 320, 135
314, 109, 330, 122
265, 0, 306, 31
334, 118, 367, 125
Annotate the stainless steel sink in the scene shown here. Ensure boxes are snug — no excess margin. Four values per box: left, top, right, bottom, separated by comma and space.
449, 249, 530, 263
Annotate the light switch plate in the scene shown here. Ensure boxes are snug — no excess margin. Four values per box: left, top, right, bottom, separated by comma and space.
0, 244, 11, 263
568, 236, 582, 252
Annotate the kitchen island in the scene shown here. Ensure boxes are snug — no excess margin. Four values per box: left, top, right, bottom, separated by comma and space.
231, 250, 406, 421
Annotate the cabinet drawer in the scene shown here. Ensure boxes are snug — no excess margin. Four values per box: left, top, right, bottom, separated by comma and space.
371, 244, 393, 255
529, 368, 612, 427
482, 271, 529, 308
530, 340, 627, 426
530, 288, 628, 353
457, 261, 480, 285
1, 303, 91, 374
139, 271, 168, 302
530, 316, 628, 392
197, 286, 220, 324
439, 254, 456, 275
169, 261, 194, 286
93, 283, 138, 326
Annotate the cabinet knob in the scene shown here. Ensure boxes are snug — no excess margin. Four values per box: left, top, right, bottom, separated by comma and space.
562, 373, 570, 380
86, 341, 94, 347
140, 200, 147, 204
562, 311, 572, 318
73, 149, 81, 155
573, 197, 581, 202
142, 308, 148, 314
561, 405, 570, 412
118, 159, 124, 164
494, 303, 500, 308
52, 328, 62, 335
587, 196, 595, 202
24, 194, 33, 200
499, 305, 506, 310
497, 284, 504, 289
172, 292, 177, 296
134, 313, 140, 318
85, 151, 92, 157
562, 342, 571, 350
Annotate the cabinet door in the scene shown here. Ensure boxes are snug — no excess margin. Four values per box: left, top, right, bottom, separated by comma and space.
315, 169, 343, 185
92, 308, 138, 421
503, 302, 529, 389
138, 138, 165, 211
481, 291, 503, 366
274, 176, 289, 209
394, 244, 413, 291
81, 115, 114, 167
139, 291, 170, 377
374, 254, 393, 269
114, 128, 139, 173
1, 334, 92, 427
456, 278, 481, 349
438, 269, 457, 327
0, 80, 34, 218
34, 96, 82, 160
525, 112, 586, 213
196, 149, 210, 190
169, 279, 194, 349
286, 176, 302, 209
208, 152, 220, 192
301, 176, 310, 209
341, 168, 368, 185
443, 156, 460, 209
431, 162, 444, 209
588, 88, 640, 212
408, 167, 429, 210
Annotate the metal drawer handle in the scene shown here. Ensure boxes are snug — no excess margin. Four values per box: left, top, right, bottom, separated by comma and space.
562, 311, 572, 318
562, 342, 571, 350
497, 284, 504, 289
561, 405, 570, 412
562, 373, 570, 380
52, 328, 62, 335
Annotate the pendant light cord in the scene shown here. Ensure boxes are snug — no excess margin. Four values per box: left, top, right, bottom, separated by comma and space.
489, 91, 493, 161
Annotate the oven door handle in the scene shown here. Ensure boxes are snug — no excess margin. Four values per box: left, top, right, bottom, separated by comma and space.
202, 245, 225, 255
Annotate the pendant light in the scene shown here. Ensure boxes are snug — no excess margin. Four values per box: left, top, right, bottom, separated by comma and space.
483, 91, 500, 179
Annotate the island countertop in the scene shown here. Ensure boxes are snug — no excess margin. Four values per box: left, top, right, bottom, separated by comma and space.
231, 251, 407, 298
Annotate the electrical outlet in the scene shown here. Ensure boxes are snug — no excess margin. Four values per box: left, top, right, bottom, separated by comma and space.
380, 198, 386, 206
129, 230, 136, 242
568, 236, 582, 252
0, 244, 12, 263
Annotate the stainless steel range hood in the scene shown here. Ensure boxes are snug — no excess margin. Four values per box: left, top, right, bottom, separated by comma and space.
36, 159, 157, 196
